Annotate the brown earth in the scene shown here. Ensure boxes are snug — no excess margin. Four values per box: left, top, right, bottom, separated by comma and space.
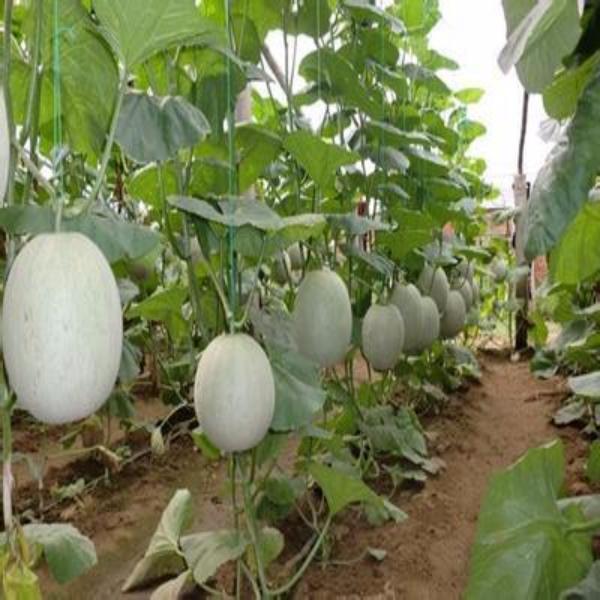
31, 351, 590, 599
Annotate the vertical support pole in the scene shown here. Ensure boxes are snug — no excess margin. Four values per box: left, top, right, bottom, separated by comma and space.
513, 173, 529, 352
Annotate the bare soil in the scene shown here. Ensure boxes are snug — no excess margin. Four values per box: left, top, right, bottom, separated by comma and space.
23, 351, 589, 599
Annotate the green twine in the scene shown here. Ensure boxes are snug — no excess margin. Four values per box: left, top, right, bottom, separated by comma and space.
52, 0, 64, 231
224, 0, 238, 332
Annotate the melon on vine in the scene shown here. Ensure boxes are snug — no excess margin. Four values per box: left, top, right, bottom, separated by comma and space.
441, 291, 467, 339
362, 304, 405, 371
418, 297, 441, 350
272, 251, 292, 284
293, 269, 352, 368
2, 233, 123, 424
491, 258, 508, 282
457, 260, 475, 284
0, 91, 9, 202
418, 265, 449, 312
288, 243, 304, 271
456, 280, 474, 310
194, 333, 275, 453
391, 283, 423, 353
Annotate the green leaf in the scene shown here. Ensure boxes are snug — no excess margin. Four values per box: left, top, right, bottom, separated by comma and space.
116, 93, 210, 163
149, 571, 192, 600
181, 530, 248, 585
378, 208, 435, 260
308, 463, 384, 517
402, 63, 450, 96
544, 53, 600, 120
326, 213, 391, 236
290, 0, 332, 39
236, 124, 282, 192
4, 564, 42, 600
93, 0, 222, 68
23, 524, 97, 585
569, 371, 600, 399
525, 72, 600, 259
499, 0, 581, 93
0, 206, 160, 264
284, 131, 359, 191
550, 201, 600, 285
465, 441, 593, 600
343, 0, 406, 34
587, 442, 600, 485
122, 489, 192, 592
560, 561, 600, 599
268, 343, 326, 432
455, 88, 485, 104
37, 0, 119, 159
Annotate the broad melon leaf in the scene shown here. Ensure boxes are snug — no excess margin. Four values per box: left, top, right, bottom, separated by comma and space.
550, 201, 600, 285
343, 0, 406, 34
116, 93, 210, 163
289, 0, 332, 39
150, 571, 193, 600
0, 206, 160, 263
122, 489, 192, 592
465, 441, 593, 600
525, 72, 600, 260
308, 462, 384, 517
236, 124, 282, 193
378, 208, 436, 261
568, 372, 600, 399
181, 530, 248, 585
268, 343, 326, 432
23, 523, 97, 585
284, 131, 360, 191
499, 0, 581, 93
93, 0, 223, 68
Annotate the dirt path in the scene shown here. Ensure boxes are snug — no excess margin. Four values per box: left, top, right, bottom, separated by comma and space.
45, 352, 573, 599
296, 352, 568, 599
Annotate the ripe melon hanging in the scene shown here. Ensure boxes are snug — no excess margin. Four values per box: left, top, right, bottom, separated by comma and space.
2, 233, 123, 424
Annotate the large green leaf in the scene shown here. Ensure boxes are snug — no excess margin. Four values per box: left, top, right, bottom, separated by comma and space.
93, 0, 222, 68
36, 0, 119, 159
284, 131, 359, 191
308, 463, 384, 517
0, 206, 160, 263
116, 93, 210, 163
236, 124, 282, 192
561, 562, 600, 599
181, 530, 248, 585
568, 371, 600, 399
499, 0, 581, 93
23, 524, 96, 585
378, 208, 436, 260
122, 489, 192, 592
268, 343, 326, 432
550, 201, 600, 285
525, 72, 600, 260
465, 441, 593, 600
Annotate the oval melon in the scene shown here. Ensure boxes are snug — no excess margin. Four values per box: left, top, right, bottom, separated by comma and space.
418, 297, 441, 351
194, 333, 275, 453
362, 304, 405, 371
441, 291, 467, 339
2, 233, 123, 424
456, 280, 474, 310
293, 269, 352, 368
272, 251, 292, 284
418, 265, 449, 312
288, 243, 304, 271
491, 258, 508, 282
390, 283, 423, 353
0, 91, 9, 201
457, 260, 475, 284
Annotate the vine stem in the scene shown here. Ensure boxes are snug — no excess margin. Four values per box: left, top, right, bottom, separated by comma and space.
566, 519, 600, 536
85, 72, 128, 212
2, 404, 14, 537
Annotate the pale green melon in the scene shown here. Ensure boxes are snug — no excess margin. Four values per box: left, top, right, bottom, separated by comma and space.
418, 297, 441, 350
194, 334, 275, 453
491, 258, 508, 282
391, 283, 423, 353
293, 269, 352, 368
288, 243, 305, 271
457, 260, 475, 284
2, 233, 123, 424
456, 280, 474, 310
362, 304, 405, 371
418, 265, 449, 312
441, 291, 467, 339
272, 251, 292, 284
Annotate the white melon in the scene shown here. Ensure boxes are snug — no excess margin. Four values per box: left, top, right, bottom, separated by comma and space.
194, 333, 275, 453
491, 258, 508, 282
456, 280, 474, 310
390, 283, 423, 353
2, 233, 123, 424
362, 304, 405, 371
293, 269, 352, 368
418, 265, 449, 312
288, 243, 304, 271
441, 291, 467, 339
272, 251, 292, 284
418, 297, 441, 350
